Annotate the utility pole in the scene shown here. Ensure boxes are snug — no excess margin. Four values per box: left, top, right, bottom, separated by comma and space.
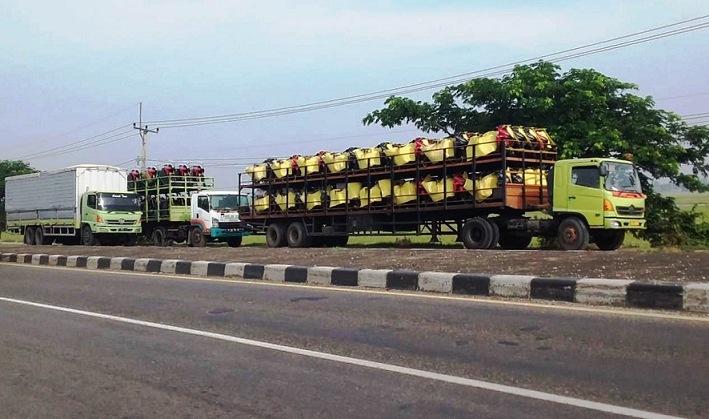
133, 102, 159, 172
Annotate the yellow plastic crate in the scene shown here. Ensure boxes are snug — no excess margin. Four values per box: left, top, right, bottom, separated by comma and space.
269, 159, 292, 179
300, 190, 323, 210
245, 163, 268, 181
359, 184, 383, 207
393, 181, 417, 205
377, 178, 393, 198
421, 176, 455, 202
353, 147, 381, 169
274, 191, 297, 211
474, 173, 498, 202
321, 152, 349, 173
421, 138, 455, 163
465, 131, 498, 160
254, 195, 271, 212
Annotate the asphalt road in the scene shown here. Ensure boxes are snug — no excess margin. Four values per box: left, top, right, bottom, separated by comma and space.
0, 264, 707, 418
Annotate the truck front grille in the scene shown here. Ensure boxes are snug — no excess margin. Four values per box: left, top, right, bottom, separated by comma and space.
616, 206, 644, 216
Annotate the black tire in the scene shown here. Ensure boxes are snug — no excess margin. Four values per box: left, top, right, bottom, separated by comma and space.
226, 236, 243, 247
266, 223, 287, 248
557, 217, 590, 251
24, 227, 36, 245
594, 230, 625, 251
81, 225, 99, 246
498, 231, 533, 250
287, 222, 312, 248
190, 226, 206, 247
152, 227, 168, 247
486, 219, 500, 249
461, 217, 493, 249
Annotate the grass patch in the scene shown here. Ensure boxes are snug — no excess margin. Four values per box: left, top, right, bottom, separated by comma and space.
0, 231, 23, 243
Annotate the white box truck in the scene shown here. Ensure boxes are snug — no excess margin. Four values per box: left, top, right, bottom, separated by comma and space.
5, 164, 142, 246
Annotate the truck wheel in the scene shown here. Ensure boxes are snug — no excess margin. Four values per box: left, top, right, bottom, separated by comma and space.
226, 236, 243, 247
557, 217, 589, 251
498, 231, 533, 250
24, 227, 36, 245
190, 226, 206, 247
266, 223, 287, 248
461, 217, 493, 249
486, 219, 500, 249
594, 230, 625, 251
81, 225, 99, 246
34, 227, 51, 245
152, 228, 168, 247
287, 222, 312, 248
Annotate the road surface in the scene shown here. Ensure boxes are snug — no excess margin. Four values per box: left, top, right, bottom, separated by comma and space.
0, 264, 707, 418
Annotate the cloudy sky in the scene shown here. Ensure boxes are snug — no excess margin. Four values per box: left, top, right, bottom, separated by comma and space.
2, 0, 708, 187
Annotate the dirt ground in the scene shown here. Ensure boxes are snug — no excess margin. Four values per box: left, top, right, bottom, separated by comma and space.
2, 243, 708, 283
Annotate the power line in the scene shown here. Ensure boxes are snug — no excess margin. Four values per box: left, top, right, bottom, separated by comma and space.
655, 91, 709, 101
5, 103, 138, 154
145, 15, 709, 129
18, 128, 136, 161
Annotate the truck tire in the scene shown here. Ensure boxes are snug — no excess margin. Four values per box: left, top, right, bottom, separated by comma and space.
594, 230, 625, 251
287, 222, 312, 248
24, 227, 36, 245
461, 217, 493, 249
498, 231, 533, 250
266, 223, 287, 248
226, 236, 243, 247
81, 225, 100, 246
34, 227, 51, 245
486, 219, 500, 249
189, 226, 206, 247
557, 217, 589, 251
152, 227, 168, 247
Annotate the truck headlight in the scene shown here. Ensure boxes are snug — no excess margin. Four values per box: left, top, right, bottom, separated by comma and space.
212, 217, 219, 228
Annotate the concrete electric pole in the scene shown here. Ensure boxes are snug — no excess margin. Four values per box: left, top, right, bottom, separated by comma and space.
133, 102, 159, 172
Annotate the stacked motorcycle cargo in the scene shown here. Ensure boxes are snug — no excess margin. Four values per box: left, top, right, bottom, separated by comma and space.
127, 164, 213, 221
243, 125, 555, 214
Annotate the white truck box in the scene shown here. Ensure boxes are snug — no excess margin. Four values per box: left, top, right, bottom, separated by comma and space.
5, 165, 128, 224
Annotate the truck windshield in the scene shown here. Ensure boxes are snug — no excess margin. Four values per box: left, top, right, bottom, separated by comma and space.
604, 162, 642, 193
210, 194, 249, 211
97, 193, 141, 212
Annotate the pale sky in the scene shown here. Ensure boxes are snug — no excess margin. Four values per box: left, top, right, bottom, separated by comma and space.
2, 0, 708, 187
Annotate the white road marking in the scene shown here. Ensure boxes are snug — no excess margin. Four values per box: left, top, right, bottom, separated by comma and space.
2, 262, 707, 323
0, 296, 681, 419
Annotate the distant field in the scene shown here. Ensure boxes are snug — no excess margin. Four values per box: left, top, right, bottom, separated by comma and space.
665, 192, 709, 220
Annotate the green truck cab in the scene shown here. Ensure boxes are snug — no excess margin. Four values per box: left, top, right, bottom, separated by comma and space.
79, 191, 142, 245
550, 158, 645, 250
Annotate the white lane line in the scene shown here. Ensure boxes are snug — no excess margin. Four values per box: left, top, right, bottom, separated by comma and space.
0, 296, 680, 419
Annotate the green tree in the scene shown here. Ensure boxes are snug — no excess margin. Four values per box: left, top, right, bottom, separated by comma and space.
1, 160, 37, 231
363, 61, 709, 246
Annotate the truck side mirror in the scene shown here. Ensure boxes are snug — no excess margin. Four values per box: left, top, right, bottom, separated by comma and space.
599, 164, 609, 177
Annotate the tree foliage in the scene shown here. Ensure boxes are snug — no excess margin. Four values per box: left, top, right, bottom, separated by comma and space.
363, 61, 709, 246
1, 160, 37, 230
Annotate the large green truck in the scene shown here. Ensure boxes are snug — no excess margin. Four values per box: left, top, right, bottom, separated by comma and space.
239, 125, 646, 250
127, 171, 250, 247
5, 165, 142, 246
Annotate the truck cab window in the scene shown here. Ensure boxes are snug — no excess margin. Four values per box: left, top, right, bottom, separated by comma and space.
86, 194, 97, 209
571, 166, 600, 188
198, 196, 210, 212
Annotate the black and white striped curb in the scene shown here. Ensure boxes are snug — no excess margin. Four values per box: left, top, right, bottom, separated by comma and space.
2, 252, 708, 313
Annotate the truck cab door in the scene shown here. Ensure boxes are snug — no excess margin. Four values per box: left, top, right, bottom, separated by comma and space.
194, 195, 211, 229
567, 165, 604, 227
84, 193, 97, 223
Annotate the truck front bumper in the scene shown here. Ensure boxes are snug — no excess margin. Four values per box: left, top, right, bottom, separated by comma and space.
604, 218, 646, 229
210, 227, 250, 238
96, 226, 142, 234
